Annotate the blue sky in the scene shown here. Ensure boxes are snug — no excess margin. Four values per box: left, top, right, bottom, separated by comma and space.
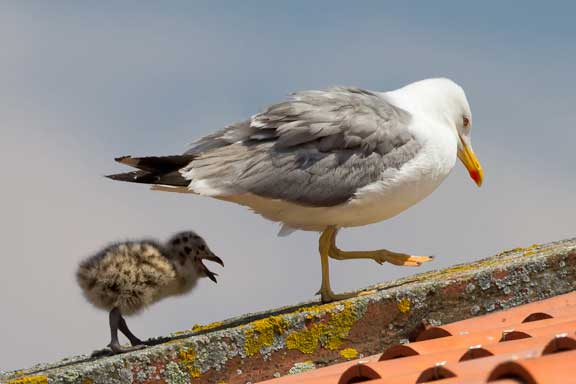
1, 2, 575, 370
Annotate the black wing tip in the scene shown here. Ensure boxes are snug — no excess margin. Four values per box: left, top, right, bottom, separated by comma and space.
105, 173, 124, 181
109, 154, 193, 185
105, 170, 149, 183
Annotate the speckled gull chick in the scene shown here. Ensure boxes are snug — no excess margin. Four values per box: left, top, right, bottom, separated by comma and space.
108, 78, 483, 303
77, 231, 223, 354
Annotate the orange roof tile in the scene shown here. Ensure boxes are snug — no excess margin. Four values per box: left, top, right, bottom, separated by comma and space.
259, 291, 576, 384
416, 293, 576, 341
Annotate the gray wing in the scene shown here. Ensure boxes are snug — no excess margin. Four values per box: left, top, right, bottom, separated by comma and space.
184, 87, 422, 207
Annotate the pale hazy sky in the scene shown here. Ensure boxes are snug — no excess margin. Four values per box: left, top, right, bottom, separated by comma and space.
1, 2, 575, 371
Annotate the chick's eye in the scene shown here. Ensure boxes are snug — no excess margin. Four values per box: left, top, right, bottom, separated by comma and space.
463, 116, 470, 127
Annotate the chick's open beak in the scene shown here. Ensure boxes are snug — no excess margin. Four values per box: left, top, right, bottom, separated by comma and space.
200, 253, 224, 283
458, 135, 484, 187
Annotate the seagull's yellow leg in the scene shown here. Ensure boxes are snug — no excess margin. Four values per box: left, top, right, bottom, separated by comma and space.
317, 226, 357, 303
328, 228, 433, 266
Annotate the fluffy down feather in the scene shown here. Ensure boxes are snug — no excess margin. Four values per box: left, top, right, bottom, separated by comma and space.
77, 241, 178, 315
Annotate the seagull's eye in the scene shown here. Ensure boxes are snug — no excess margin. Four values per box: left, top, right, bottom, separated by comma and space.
463, 116, 470, 127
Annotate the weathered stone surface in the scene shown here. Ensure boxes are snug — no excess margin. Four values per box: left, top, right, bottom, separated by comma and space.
2, 237, 575, 384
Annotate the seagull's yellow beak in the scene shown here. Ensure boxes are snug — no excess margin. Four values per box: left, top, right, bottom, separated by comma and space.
457, 135, 483, 187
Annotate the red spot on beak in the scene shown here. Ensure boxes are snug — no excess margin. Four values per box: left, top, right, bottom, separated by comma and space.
470, 169, 481, 185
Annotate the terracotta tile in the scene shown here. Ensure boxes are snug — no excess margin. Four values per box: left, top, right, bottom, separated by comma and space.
337, 363, 381, 384
432, 379, 523, 384
341, 350, 536, 384
458, 345, 494, 361
418, 303, 576, 341
348, 362, 478, 384
340, 337, 545, 384
364, 378, 485, 384
266, 376, 341, 384
367, 329, 576, 383
487, 381, 526, 384
488, 349, 576, 383
367, 328, 576, 383
462, 334, 572, 359
509, 319, 576, 340
420, 377, 488, 384
445, 352, 538, 378
340, 350, 465, 383
541, 335, 576, 354
365, 376, 523, 384
388, 347, 572, 384
257, 356, 382, 384
417, 291, 576, 341
403, 352, 536, 383
381, 318, 576, 360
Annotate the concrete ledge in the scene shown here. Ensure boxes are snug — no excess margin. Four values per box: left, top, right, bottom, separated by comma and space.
3, 237, 576, 384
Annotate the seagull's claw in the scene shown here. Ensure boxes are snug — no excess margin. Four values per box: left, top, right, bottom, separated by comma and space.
317, 287, 358, 303
358, 289, 377, 296
377, 253, 434, 267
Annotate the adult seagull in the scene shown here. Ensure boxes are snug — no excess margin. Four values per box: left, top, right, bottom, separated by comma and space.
108, 78, 483, 303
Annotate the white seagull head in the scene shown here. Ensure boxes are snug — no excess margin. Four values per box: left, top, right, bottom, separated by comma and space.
391, 78, 484, 186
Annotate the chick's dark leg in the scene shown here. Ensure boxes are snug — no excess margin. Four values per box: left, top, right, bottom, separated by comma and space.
108, 307, 145, 354
118, 314, 144, 346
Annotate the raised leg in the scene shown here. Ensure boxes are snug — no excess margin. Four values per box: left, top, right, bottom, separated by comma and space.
317, 226, 357, 303
108, 307, 145, 354
328, 227, 433, 266
316, 226, 434, 303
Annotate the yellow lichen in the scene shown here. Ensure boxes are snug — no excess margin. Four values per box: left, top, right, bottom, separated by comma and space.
340, 348, 359, 359
82, 379, 93, 384
172, 320, 225, 336
244, 315, 289, 356
7, 376, 48, 384
522, 244, 540, 257
286, 301, 359, 354
188, 367, 202, 378
179, 346, 196, 362
295, 300, 340, 315
179, 346, 202, 378
191, 321, 224, 332
285, 323, 321, 353
397, 297, 411, 314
